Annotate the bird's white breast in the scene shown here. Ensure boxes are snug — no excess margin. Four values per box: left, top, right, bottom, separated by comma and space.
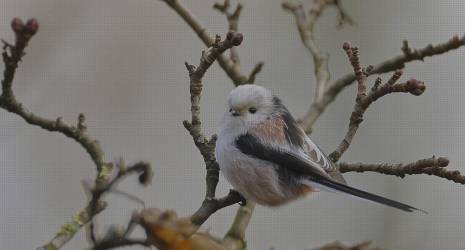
215, 132, 304, 206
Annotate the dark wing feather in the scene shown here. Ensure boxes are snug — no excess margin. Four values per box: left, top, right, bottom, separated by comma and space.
272, 96, 345, 183
235, 133, 425, 213
235, 133, 327, 177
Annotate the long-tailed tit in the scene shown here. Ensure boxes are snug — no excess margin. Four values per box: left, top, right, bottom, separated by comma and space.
216, 84, 424, 212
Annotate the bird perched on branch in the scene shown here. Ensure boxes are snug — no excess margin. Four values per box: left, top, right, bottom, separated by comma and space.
216, 84, 424, 213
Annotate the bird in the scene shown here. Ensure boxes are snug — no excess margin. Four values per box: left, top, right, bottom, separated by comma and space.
215, 84, 424, 213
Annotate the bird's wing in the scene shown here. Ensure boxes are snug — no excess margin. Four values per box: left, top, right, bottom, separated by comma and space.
301, 136, 333, 171
249, 100, 343, 182
302, 136, 347, 184
247, 113, 329, 177
235, 133, 425, 213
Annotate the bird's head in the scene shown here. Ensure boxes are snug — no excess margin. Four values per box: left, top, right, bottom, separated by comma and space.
223, 84, 276, 131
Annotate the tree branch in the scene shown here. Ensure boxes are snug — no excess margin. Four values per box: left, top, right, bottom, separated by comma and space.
222, 202, 255, 250
38, 202, 107, 250
282, 0, 353, 134
329, 42, 426, 162
2, 20, 109, 247
182, 31, 245, 227
2, 18, 105, 171
212, 0, 264, 84
213, 0, 242, 65
311, 240, 378, 250
0, 18, 107, 250
339, 156, 465, 184
211, 2, 263, 244
38, 161, 152, 250
162, 0, 262, 85
302, 34, 465, 132
0, 18, 153, 250
91, 216, 151, 250
164, 1, 260, 245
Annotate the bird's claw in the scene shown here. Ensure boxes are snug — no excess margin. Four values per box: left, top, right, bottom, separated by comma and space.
229, 189, 247, 206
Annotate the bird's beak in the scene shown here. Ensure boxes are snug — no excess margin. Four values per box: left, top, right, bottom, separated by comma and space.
231, 109, 241, 117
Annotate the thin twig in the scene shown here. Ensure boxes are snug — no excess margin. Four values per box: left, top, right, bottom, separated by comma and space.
162, 0, 262, 85
213, 0, 242, 65
247, 61, 264, 84
213, 0, 264, 84
38, 203, 107, 250
164, 1, 259, 245
311, 240, 379, 250
191, 190, 245, 226
338, 156, 465, 184
0, 18, 110, 250
211, 2, 263, 246
0, 18, 153, 250
1, 19, 105, 172
329, 42, 426, 162
182, 31, 245, 226
38, 161, 152, 250
2, 19, 110, 248
222, 202, 255, 250
282, 0, 353, 134
89, 161, 152, 242
300, 34, 465, 132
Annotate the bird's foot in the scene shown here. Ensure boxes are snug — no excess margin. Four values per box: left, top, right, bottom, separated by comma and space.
229, 189, 247, 206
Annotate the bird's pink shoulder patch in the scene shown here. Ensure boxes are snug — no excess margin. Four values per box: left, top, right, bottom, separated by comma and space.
249, 117, 288, 146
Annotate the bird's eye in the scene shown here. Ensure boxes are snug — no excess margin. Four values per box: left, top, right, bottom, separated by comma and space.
248, 107, 257, 114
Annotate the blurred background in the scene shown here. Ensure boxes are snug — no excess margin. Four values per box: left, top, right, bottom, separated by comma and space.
0, 0, 464, 249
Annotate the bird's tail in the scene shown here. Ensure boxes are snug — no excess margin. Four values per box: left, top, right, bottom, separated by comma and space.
304, 177, 426, 213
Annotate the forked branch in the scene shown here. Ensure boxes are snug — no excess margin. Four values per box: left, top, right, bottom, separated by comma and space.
301, 34, 465, 132
282, 0, 353, 133
182, 31, 246, 226
162, 0, 262, 85
0, 18, 154, 250
329, 42, 426, 162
